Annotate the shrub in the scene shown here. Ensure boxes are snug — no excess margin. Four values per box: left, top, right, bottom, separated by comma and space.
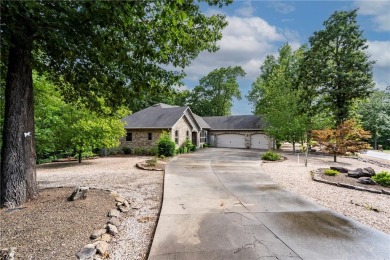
146, 157, 158, 167
371, 171, 390, 187
157, 132, 176, 157
324, 169, 339, 176
184, 138, 196, 152
122, 146, 132, 155
261, 150, 281, 161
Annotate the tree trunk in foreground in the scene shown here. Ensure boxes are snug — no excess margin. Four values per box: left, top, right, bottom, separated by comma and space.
0, 34, 37, 207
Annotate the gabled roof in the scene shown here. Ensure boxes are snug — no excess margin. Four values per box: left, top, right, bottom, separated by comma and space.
193, 114, 211, 129
202, 115, 263, 130
122, 103, 188, 129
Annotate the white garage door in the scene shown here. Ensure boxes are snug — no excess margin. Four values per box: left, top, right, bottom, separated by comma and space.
250, 134, 269, 149
217, 134, 246, 148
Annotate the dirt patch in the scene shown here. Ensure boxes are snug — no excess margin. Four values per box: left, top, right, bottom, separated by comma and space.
0, 187, 115, 260
318, 169, 390, 193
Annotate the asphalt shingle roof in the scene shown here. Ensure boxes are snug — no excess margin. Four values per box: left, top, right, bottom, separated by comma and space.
122, 104, 187, 129
193, 114, 211, 129
202, 115, 263, 130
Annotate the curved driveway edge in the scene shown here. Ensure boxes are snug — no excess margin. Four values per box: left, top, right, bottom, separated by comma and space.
149, 148, 390, 260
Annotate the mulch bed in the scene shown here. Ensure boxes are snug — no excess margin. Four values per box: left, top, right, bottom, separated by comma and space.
317, 169, 390, 193
0, 187, 115, 260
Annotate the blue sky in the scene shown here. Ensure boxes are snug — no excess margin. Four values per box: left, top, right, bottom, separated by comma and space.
181, 0, 390, 115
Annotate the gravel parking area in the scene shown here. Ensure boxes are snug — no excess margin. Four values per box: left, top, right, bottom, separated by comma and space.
37, 156, 164, 260
261, 151, 390, 234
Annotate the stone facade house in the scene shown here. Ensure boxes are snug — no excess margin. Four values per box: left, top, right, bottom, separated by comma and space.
121, 103, 272, 150
121, 103, 206, 149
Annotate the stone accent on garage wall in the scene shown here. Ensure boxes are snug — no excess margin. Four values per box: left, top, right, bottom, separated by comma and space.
120, 129, 164, 149
208, 130, 272, 149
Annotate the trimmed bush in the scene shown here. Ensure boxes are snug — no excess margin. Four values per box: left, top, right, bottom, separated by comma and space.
324, 169, 339, 176
157, 132, 176, 157
261, 150, 281, 161
122, 146, 131, 155
371, 171, 390, 187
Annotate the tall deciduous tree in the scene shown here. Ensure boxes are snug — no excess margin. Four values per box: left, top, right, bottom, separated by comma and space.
0, 0, 231, 207
305, 9, 374, 125
188, 66, 245, 116
248, 44, 309, 153
356, 89, 390, 149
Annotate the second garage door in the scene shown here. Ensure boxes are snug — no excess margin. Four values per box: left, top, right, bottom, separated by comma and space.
217, 134, 246, 148
250, 134, 269, 149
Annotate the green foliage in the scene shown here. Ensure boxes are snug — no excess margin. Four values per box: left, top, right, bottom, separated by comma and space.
355, 90, 390, 150
157, 132, 176, 157
261, 151, 281, 161
184, 138, 196, 152
1, 1, 231, 112
324, 169, 340, 176
304, 9, 374, 125
371, 171, 390, 187
122, 147, 132, 155
188, 66, 246, 116
34, 73, 127, 163
248, 44, 310, 152
146, 157, 158, 167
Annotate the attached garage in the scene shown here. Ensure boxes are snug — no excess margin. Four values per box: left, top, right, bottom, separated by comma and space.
250, 134, 269, 149
217, 134, 246, 148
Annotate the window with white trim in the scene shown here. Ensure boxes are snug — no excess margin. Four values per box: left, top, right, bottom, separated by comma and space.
200, 130, 207, 143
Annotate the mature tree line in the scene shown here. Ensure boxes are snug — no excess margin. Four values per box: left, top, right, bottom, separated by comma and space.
0, 0, 232, 207
249, 9, 382, 160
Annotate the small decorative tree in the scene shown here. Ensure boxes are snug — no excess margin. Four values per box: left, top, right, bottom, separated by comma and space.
157, 132, 176, 157
311, 119, 371, 162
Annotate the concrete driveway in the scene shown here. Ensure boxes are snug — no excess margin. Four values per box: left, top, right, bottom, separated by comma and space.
149, 148, 390, 260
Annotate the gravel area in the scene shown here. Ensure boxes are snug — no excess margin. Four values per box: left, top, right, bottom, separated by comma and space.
261, 151, 390, 234
37, 156, 164, 260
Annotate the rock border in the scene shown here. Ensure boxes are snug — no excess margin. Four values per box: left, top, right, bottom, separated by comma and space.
136, 162, 164, 171
311, 170, 390, 195
76, 191, 136, 260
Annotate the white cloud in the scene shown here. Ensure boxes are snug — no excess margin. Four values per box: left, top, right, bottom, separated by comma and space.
356, 1, 390, 31
367, 40, 390, 90
268, 1, 295, 14
235, 1, 255, 17
184, 16, 300, 81
367, 40, 390, 68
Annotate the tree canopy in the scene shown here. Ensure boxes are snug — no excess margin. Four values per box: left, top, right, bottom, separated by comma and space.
34, 73, 128, 164
248, 44, 309, 152
304, 9, 374, 125
0, 0, 232, 207
355, 89, 390, 149
188, 66, 245, 116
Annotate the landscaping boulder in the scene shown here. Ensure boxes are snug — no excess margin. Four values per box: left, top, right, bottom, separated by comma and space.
106, 224, 118, 235
364, 167, 376, 176
357, 177, 376, 185
330, 166, 349, 173
68, 186, 89, 201
90, 229, 107, 240
348, 168, 373, 178
76, 246, 96, 260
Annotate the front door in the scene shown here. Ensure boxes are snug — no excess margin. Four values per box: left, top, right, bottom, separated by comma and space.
192, 132, 197, 147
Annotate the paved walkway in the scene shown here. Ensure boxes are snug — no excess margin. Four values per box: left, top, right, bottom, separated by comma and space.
149, 148, 390, 260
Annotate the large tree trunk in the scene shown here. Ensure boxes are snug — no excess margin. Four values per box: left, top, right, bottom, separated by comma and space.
0, 34, 37, 207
